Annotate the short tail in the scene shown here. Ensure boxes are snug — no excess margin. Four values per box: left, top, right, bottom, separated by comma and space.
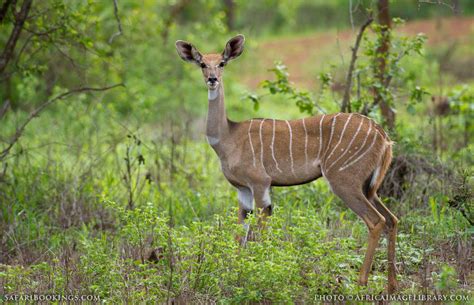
366, 140, 393, 199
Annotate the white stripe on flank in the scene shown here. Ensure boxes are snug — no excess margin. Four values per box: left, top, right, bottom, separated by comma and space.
285, 120, 295, 174
325, 114, 353, 167
339, 126, 379, 171
302, 118, 308, 170
316, 114, 326, 161
248, 119, 256, 167
326, 116, 364, 172
271, 119, 283, 173
259, 119, 265, 166
323, 113, 341, 157
341, 119, 373, 168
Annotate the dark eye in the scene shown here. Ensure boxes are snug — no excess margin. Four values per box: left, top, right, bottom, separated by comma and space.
200, 63, 206, 68
218, 62, 225, 68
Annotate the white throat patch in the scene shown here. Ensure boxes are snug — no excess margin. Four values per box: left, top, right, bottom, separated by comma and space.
208, 88, 218, 100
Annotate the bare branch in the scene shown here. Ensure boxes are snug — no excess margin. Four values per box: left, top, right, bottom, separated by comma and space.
349, 0, 354, 31
335, 33, 345, 66
50, 40, 79, 69
109, 0, 123, 44
0, 100, 10, 119
0, 83, 125, 161
0, 0, 32, 76
418, 0, 455, 11
340, 17, 373, 113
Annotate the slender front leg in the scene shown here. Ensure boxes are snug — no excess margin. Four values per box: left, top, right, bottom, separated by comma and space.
253, 185, 272, 230
237, 187, 253, 245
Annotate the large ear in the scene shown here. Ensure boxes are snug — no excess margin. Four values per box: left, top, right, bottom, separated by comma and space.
175, 40, 202, 64
222, 34, 245, 62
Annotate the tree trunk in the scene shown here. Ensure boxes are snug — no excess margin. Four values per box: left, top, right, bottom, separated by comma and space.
223, 0, 235, 31
374, 0, 395, 130
0, 0, 33, 77
161, 0, 191, 43
453, 0, 461, 16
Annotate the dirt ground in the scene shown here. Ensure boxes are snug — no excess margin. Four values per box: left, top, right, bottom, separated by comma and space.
240, 17, 474, 89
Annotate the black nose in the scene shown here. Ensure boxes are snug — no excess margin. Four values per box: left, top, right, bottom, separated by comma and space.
208, 77, 217, 83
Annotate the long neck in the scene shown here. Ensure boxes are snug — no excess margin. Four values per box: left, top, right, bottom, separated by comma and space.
206, 81, 228, 146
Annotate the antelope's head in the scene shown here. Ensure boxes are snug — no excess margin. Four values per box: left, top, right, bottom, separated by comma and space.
175, 35, 245, 90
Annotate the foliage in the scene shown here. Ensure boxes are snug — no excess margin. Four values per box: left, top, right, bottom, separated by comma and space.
235, 0, 474, 35
247, 17, 430, 128
351, 19, 427, 120
245, 63, 329, 114
0, 1, 473, 303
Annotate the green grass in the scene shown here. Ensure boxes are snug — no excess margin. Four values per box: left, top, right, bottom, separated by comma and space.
1, 12, 473, 303
0, 94, 472, 302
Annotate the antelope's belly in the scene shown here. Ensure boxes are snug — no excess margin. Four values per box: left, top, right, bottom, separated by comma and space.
269, 161, 323, 186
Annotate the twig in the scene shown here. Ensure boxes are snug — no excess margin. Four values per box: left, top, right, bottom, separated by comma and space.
340, 17, 373, 113
51, 40, 80, 69
336, 33, 345, 66
349, 0, 354, 31
0, 100, 10, 119
165, 198, 175, 304
356, 73, 361, 101
109, 0, 123, 44
418, 0, 455, 11
383, 40, 422, 89
0, 0, 32, 75
0, 83, 125, 161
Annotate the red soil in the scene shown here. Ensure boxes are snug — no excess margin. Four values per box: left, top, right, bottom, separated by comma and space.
241, 17, 474, 89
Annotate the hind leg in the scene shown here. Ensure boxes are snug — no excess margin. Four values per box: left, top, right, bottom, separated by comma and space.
370, 194, 399, 293
329, 182, 386, 286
